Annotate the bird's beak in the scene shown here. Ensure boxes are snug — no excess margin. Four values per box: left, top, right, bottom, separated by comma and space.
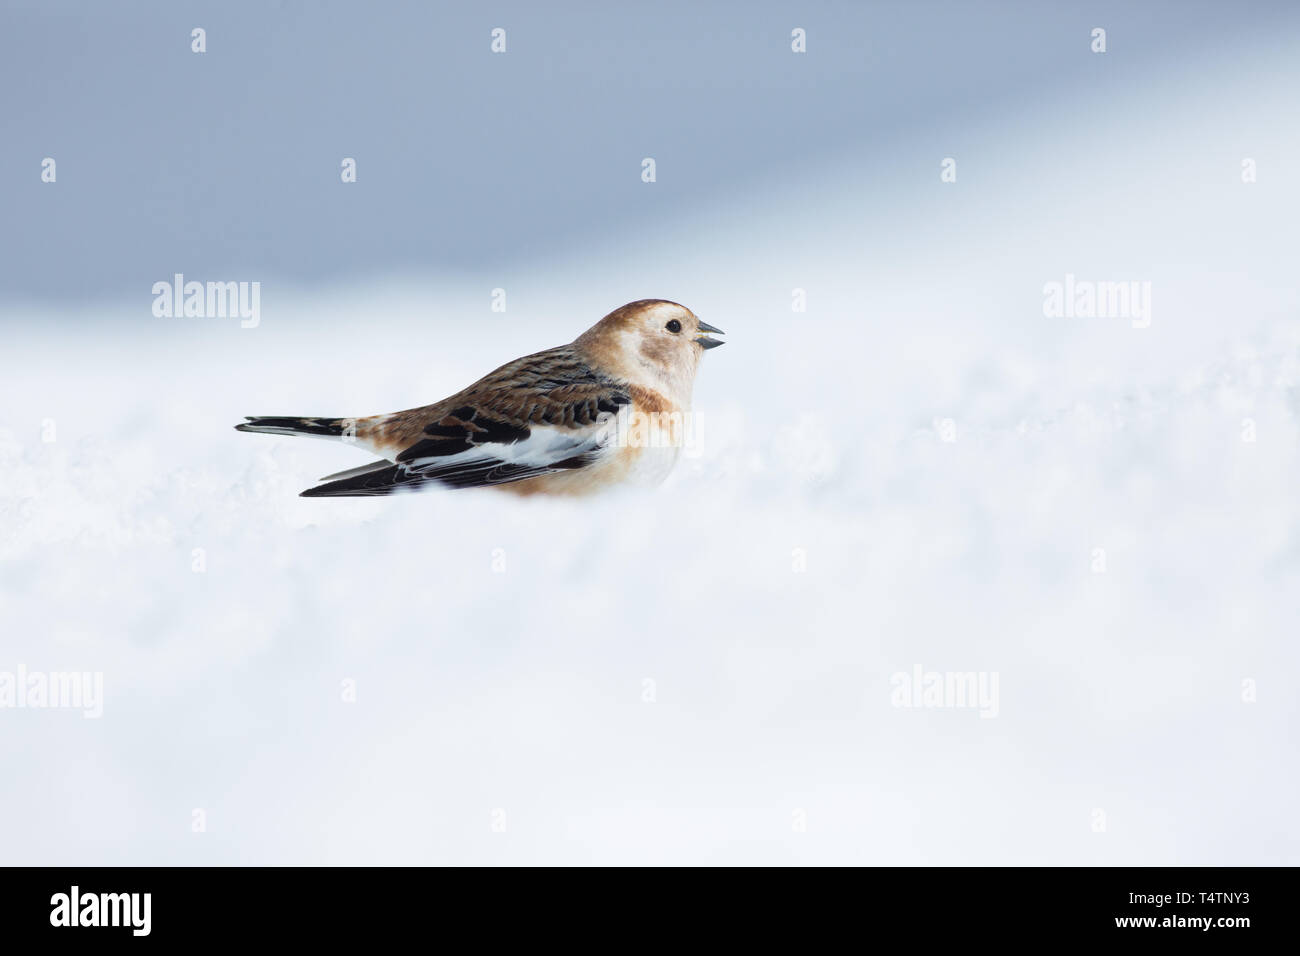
695, 319, 725, 349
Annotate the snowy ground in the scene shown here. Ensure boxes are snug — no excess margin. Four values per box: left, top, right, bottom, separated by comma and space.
3, 35, 1299, 865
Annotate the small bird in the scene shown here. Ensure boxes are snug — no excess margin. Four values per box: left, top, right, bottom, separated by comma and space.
235, 299, 724, 497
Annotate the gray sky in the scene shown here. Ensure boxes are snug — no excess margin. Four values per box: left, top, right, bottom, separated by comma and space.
1, 0, 1294, 306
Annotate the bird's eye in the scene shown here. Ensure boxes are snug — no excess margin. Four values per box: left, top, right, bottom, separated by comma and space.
666, 319, 682, 333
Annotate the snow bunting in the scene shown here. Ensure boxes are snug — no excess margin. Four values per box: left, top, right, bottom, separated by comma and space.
235, 299, 724, 497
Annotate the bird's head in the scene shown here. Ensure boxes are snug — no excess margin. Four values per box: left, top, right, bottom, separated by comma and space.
576, 299, 724, 396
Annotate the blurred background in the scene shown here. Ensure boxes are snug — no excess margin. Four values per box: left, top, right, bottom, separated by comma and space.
1, 0, 1297, 864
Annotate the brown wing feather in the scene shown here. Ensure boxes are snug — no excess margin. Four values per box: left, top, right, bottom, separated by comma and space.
298, 346, 635, 495
360, 346, 632, 458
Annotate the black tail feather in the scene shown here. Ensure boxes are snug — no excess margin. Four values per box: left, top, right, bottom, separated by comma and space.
235, 416, 348, 437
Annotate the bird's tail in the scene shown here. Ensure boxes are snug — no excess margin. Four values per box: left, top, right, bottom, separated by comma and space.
234, 416, 353, 439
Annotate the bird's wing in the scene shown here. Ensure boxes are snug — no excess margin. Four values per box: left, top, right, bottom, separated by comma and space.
301, 349, 632, 497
